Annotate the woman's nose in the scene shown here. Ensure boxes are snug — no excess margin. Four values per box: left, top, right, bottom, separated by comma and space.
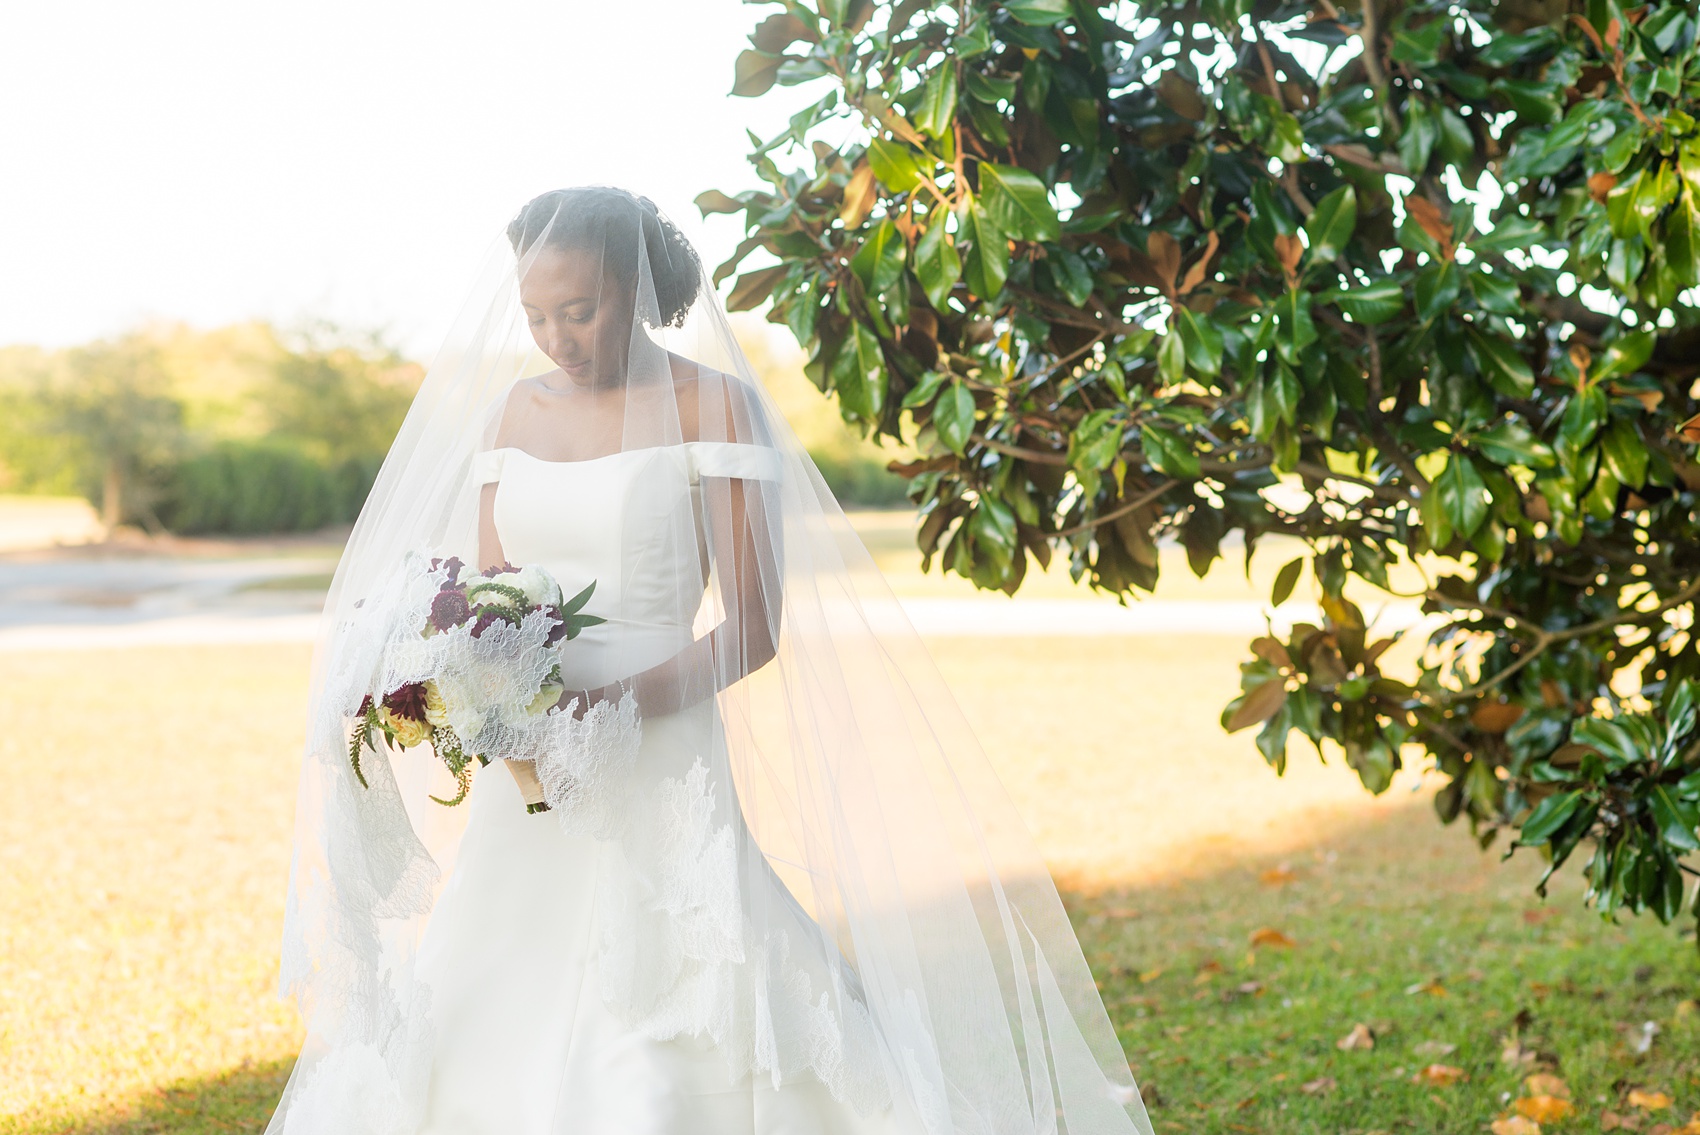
544, 322, 575, 361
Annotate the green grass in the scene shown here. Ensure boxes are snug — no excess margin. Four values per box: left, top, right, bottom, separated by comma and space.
7, 639, 1700, 1134
10, 1060, 295, 1135
1078, 804, 1700, 1133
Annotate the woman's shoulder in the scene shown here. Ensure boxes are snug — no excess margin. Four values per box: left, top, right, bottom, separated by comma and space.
667, 355, 767, 444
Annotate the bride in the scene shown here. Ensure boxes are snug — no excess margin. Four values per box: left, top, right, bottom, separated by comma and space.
268, 187, 1152, 1135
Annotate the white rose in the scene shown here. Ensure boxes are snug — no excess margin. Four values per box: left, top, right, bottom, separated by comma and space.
515, 565, 563, 608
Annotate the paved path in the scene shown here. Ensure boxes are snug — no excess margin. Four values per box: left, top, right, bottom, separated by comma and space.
0, 556, 333, 650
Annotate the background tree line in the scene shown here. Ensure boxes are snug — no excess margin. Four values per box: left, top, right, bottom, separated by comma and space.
0, 318, 906, 537
0, 322, 421, 535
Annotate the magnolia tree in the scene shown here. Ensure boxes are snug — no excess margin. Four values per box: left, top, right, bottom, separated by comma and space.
703, 0, 1700, 927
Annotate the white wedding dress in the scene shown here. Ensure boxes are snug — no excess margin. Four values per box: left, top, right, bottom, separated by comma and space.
411, 442, 921, 1135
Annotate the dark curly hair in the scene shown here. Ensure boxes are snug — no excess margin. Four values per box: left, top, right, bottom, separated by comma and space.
507, 188, 702, 328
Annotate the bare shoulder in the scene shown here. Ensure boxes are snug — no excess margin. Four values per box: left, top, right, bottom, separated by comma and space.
492, 374, 554, 447
666, 354, 765, 444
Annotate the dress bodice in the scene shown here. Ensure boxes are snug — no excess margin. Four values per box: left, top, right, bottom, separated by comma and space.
473, 443, 780, 690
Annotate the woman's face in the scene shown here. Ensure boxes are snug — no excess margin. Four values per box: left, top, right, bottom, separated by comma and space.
518, 244, 632, 387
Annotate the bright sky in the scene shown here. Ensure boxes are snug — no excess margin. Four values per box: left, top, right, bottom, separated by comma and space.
0, 1, 817, 355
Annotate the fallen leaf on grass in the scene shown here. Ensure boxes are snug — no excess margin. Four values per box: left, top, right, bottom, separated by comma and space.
1601, 1111, 1639, 1131
1138, 967, 1164, 983
1516, 1096, 1575, 1122
1405, 977, 1449, 997
1259, 865, 1297, 886
1491, 1117, 1542, 1135
1630, 1089, 1674, 1111
1193, 960, 1225, 985
1502, 1037, 1539, 1069
1413, 1063, 1466, 1087
1413, 1040, 1457, 1057
1249, 927, 1296, 949
1675, 1000, 1698, 1019
1522, 907, 1559, 925
1525, 1073, 1570, 1099
1337, 1023, 1375, 1050
1301, 1076, 1336, 1095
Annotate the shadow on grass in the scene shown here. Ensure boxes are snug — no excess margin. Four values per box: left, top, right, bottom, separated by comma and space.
1068, 792, 1700, 1135
17, 1057, 293, 1135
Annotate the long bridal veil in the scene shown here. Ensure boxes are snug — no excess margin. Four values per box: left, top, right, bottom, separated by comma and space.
270, 187, 1151, 1135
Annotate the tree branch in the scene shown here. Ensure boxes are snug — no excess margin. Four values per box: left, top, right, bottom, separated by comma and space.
1055, 479, 1181, 537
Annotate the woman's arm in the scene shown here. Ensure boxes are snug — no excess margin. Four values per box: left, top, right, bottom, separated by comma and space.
477, 482, 506, 572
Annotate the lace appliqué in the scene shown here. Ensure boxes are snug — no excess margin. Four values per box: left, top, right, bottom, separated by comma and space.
532, 691, 643, 841
593, 758, 893, 1116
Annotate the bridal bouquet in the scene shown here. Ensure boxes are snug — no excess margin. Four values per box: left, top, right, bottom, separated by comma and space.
349, 555, 603, 810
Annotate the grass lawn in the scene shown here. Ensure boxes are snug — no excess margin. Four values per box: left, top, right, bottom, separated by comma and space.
2, 639, 1697, 1134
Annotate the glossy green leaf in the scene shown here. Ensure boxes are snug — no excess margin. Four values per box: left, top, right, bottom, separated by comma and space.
1068, 408, 1123, 474
1518, 790, 1584, 846
1272, 557, 1304, 606
1414, 259, 1460, 322
1473, 418, 1556, 468
1267, 112, 1305, 164
957, 197, 1008, 299
1398, 99, 1437, 174
1649, 785, 1700, 852
1274, 291, 1317, 364
915, 212, 961, 309
1469, 268, 1521, 315
965, 71, 1016, 104
1600, 417, 1649, 488
1468, 329, 1535, 397
1303, 185, 1358, 264
1003, 0, 1070, 25
1666, 186, 1700, 288
1158, 328, 1185, 384
867, 137, 924, 193
934, 381, 976, 455
1437, 453, 1490, 539
830, 320, 886, 421
1174, 308, 1224, 376
901, 368, 947, 409
1141, 422, 1200, 479
850, 218, 905, 292
1331, 278, 1405, 324
1046, 247, 1094, 306
978, 162, 1060, 241
916, 65, 959, 139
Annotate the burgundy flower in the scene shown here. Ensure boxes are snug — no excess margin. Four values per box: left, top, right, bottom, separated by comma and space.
430, 587, 472, 631
482, 561, 518, 579
543, 604, 569, 645
357, 694, 375, 717
383, 682, 429, 722
470, 610, 504, 638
